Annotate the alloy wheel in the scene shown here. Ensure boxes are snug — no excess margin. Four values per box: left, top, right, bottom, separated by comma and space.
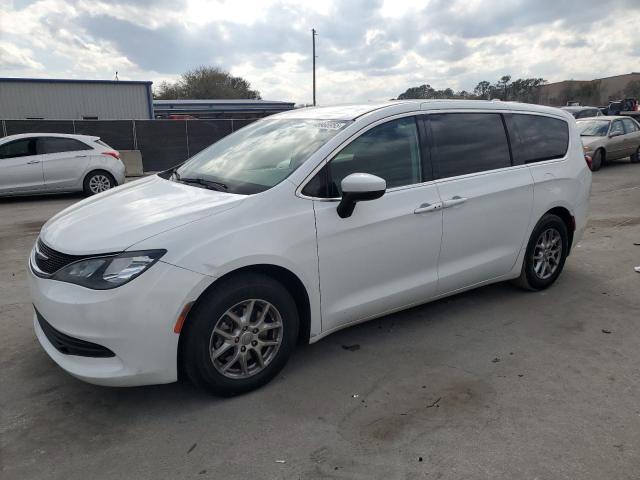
209, 299, 283, 379
89, 174, 112, 193
532, 228, 562, 280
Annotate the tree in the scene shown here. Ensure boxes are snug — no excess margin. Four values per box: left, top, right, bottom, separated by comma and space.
155, 66, 261, 100
473, 81, 491, 99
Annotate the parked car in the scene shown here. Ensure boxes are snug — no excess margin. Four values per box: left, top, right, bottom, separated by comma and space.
577, 116, 640, 170
0, 133, 125, 196
561, 106, 603, 119
28, 101, 591, 395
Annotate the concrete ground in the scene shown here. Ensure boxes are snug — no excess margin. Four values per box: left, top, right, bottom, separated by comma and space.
1, 163, 639, 480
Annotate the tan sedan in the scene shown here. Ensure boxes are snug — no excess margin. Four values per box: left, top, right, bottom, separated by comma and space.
578, 116, 640, 171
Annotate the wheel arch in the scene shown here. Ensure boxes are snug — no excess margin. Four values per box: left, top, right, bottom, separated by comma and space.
545, 206, 575, 254
177, 263, 312, 376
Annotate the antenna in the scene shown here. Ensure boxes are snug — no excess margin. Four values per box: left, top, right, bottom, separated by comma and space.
312, 29, 318, 106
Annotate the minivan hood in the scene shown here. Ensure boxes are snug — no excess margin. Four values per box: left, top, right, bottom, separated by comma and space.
40, 175, 245, 255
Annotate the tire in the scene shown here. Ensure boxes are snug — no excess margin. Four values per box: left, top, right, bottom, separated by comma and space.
514, 214, 569, 291
631, 146, 640, 163
83, 170, 116, 196
181, 272, 299, 396
591, 149, 603, 171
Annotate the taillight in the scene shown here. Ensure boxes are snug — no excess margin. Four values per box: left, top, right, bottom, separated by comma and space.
584, 154, 593, 170
102, 151, 120, 159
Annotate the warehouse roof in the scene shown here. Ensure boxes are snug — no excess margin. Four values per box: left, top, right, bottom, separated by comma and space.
0, 77, 152, 86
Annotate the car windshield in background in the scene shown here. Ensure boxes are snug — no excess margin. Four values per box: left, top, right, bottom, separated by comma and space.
173, 119, 350, 194
577, 120, 610, 136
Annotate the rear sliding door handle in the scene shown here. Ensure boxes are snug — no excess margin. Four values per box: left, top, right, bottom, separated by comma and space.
414, 202, 443, 214
442, 196, 467, 208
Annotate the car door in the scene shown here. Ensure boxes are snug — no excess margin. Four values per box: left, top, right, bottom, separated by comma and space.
305, 115, 443, 332
607, 120, 627, 160
427, 112, 533, 294
38, 137, 92, 190
621, 118, 640, 157
0, 138, 44, 194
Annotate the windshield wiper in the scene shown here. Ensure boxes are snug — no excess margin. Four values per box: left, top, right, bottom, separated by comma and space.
178, 176, 228, 191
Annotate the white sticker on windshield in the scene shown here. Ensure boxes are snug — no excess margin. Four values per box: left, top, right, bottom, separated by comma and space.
314, 121, 348, 130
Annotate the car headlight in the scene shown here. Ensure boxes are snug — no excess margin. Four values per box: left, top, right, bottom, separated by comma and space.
583, 145, 594, 152
51, 250, 166, 289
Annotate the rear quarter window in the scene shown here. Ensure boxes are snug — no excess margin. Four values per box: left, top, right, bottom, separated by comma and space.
509, 114, 569, 164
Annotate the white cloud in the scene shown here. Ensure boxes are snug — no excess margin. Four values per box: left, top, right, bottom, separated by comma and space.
2, 0, 640, 104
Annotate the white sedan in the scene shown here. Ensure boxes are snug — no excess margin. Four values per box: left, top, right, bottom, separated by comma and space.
0, 133, 125, 196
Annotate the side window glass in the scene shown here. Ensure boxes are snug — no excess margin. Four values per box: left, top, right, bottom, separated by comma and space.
430, 113, 511, 178
0, 139, 36, 159
38, 137, 89, 155
510, 114, 569, 164
324, 117, 422, 197
610, 121, 624, 136
622, 118, 637, 134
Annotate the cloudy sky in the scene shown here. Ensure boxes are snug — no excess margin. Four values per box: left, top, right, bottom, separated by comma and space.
1, 0, 640, 104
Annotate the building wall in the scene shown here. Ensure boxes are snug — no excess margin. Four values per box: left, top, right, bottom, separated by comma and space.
538, 73, 640, 106
0, 80, 153, 120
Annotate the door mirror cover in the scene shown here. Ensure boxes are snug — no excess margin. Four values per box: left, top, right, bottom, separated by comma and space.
337, 173, 386, 218
609, 130, 623, 138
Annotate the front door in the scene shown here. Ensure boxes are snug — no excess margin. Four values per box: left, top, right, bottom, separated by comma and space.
307, 116, 443, 333
0, 138, 44, 194
607, 120, 627, 160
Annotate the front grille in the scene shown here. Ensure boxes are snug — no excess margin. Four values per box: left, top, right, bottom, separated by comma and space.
35, 308, 115, 358
34, 239, 89, 275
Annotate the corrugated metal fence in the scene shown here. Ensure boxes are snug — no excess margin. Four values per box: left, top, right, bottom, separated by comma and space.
0, 119, 256, 172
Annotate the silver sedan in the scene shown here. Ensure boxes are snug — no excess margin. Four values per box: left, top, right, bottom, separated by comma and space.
578, 116, 640, 171
0, 133, 126, 196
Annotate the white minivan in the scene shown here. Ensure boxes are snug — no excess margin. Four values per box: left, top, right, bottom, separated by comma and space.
28, 101, 591, 395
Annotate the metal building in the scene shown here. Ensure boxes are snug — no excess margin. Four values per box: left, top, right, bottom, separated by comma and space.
0, 78, 154, 120
153, 99, 295, 119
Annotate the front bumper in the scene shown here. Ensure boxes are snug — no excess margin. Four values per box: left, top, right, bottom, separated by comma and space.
28, 258, 209, 387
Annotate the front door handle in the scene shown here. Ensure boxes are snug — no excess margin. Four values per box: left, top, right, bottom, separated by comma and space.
26, 160, 41, 164
414, 202, 443, 214
442, 196, 467, 208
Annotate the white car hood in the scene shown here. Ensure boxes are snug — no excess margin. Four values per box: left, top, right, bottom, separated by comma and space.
40, 175, 245, 255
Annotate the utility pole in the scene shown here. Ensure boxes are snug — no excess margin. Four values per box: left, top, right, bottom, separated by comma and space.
312, 28, 317, 106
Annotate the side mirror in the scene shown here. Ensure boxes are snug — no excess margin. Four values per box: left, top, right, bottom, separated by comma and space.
609, 130, 623, 138
337, 173, 386, 218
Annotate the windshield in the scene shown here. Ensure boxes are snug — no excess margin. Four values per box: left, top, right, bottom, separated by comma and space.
577, 120, 610, 136
173, 118, 350, 194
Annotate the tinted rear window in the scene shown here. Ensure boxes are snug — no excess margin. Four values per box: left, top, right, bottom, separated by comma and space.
430, 113, 511, 178
511, 114, 569, 164
37, 137, 90, 155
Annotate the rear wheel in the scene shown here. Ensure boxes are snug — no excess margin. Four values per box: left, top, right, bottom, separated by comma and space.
515, 214, 569, 291
591, 149, 603, 171
631, 146, 640, 163
83, 170, 115, 195
182, 272, 299, 396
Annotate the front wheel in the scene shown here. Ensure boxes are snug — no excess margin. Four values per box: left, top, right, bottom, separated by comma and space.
181, 272, 299, 396
515, 214, 569, 291
591, 149, 603, 171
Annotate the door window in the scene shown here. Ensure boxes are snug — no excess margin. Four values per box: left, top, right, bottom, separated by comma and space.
622, 118, 638, 134
510, 114, 569, 164
37, 137, 90, 155
610, 120, 624, 136
303, 116, 423, 197
430, 113, 511, 178
0, 139, 36, 159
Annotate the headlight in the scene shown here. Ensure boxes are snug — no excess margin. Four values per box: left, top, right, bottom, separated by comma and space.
51, 250, 166, 289
583, 145, 594, 152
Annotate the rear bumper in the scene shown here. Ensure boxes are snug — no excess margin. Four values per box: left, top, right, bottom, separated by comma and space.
28, 258, 210, 387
